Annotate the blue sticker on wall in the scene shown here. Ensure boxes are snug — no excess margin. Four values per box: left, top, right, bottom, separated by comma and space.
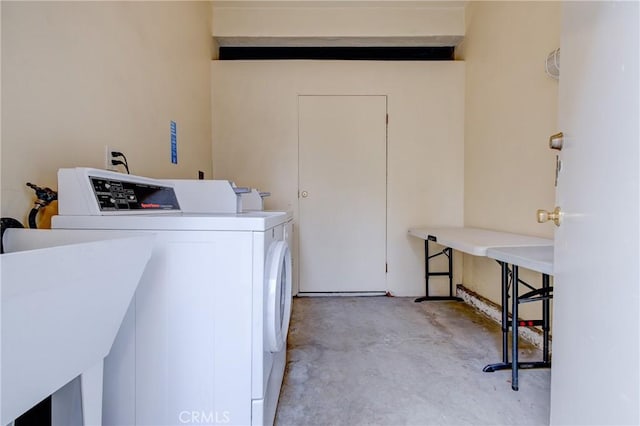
170, 121, 178, 164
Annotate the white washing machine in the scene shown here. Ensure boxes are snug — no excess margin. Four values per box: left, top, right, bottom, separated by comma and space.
52, 168, 292, 426
162, 179, 294, 293
163, 178, 294, 297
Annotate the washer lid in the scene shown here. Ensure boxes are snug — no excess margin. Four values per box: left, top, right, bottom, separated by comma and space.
52, 211, 290, 231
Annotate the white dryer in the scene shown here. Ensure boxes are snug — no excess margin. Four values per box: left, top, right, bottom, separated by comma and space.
52, 168, 292, 426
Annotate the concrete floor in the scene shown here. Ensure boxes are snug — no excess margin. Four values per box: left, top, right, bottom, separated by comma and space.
275, 297, 550, 426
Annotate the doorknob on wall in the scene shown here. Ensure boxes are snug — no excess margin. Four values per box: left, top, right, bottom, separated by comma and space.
300, 191, 309, 198
537, 206, 562, 226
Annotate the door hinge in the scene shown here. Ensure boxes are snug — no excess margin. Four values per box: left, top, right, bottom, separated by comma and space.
385, 262, 388, 273
386, 114, 389, 125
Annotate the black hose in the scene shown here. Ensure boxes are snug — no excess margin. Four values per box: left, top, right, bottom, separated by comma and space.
25, 183, 57, 230
1, 217, 24, 254
28, 206, 40, 229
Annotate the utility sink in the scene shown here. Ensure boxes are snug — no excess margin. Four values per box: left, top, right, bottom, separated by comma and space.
1, 229, 154, 425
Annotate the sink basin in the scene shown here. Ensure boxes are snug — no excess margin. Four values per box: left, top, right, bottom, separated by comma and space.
1, 229, 154, 425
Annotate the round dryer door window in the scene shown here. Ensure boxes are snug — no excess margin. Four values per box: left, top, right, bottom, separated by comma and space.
265, 240, 292, 353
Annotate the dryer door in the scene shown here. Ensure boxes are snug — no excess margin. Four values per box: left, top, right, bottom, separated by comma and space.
265, 240, 292, 353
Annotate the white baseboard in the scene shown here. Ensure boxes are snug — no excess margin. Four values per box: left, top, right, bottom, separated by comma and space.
296, 291, 388, 297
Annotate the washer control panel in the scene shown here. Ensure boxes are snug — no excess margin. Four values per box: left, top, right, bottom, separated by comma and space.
90, 176, 180, 211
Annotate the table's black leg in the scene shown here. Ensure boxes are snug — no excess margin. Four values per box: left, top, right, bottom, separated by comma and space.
542, 273, 550, 364
483, 261, 511, 372
426, 240, 431, 296
501, 261, 509, 364
448, 246, 454, 297
415, 239, 431, 302
512, 265, 519, 391
415, 241, 462, 302
484, 264, 552, 384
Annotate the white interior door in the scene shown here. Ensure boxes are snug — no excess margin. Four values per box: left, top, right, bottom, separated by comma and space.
550, 2, 639, 424
298, 95, 387, 293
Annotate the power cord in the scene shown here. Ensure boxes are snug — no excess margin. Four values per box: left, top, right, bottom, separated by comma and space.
111, 159, 130, 174
111, 151, 130, 174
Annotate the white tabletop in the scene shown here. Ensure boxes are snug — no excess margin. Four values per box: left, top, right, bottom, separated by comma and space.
486, 246, 554, 275
408, 227, 552, 256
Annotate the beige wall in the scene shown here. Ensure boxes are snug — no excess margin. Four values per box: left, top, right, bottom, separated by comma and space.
1, 1, 213, 227
211, 61, 465, 296
457, 1, 560, 308
212, 1, 464, 40
0, 0, 560, 304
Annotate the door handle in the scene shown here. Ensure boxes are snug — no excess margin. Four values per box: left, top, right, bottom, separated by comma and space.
537, 206, 562, 226
300, 191, 309, 198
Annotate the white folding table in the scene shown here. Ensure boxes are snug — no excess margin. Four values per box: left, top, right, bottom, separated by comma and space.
408, 227, 553, 390
408, 227, 551, 300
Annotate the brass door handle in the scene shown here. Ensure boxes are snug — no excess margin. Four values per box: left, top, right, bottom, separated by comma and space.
537, 207, 562, 226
